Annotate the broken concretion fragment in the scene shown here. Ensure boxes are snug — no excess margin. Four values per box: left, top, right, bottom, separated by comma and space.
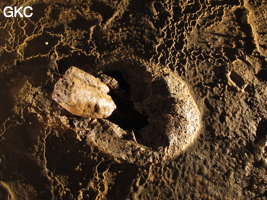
52, 66, 116, 118
52, 57, 201, 166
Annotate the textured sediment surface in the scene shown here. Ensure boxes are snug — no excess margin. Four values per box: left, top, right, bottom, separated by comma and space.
0, 1, 266, 199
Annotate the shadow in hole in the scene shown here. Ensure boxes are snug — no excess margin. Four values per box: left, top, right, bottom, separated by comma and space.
104, 71, 148, 132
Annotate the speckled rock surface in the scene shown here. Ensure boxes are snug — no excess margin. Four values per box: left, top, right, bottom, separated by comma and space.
0, 0, 266, 199
52, 66, 116, 118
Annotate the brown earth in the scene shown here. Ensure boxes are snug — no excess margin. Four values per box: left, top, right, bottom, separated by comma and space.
0, 0, 266, 199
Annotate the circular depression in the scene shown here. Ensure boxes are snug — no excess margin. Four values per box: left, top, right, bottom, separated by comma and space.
84, 56, 201, 165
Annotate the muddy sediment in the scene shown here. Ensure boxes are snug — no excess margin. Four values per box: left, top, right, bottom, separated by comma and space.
0, 1, 266, 199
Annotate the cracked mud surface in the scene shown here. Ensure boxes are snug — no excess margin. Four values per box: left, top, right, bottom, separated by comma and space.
0, 0, 267, 199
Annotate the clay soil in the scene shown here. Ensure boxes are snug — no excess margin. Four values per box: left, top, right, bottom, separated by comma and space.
0, 0, 267, 199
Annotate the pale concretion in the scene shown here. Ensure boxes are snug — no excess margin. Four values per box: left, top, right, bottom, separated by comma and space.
52, 66, 116, 118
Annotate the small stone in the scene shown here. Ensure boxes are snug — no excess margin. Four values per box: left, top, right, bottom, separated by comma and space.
52, 66, 116, 118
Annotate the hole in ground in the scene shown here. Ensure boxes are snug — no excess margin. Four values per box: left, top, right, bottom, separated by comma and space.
103, 71, 149, 131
